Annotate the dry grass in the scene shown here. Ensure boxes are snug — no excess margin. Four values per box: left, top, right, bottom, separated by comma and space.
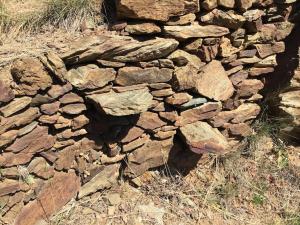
0, 0, 103, 35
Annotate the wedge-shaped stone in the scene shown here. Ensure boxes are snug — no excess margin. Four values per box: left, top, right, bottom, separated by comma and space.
63, 36, 179, 64
116, 67, 172, 86
254, 42, 285, 58
116, 0, 199, 21
124, 137, 174, 178
78, 164, 120, 198
180, 121, 228, 154
163, 24, 230, 40
195, 60, 234, 101
65, 65, 116, 91
87, 88, 153, 116
0, 80, 14, 104
14, 171, 80, 225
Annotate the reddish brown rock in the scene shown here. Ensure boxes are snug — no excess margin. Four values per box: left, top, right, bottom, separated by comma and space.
87, 88, 153, 116
195, 60, 234, 101
211, 103, 261, 127
136, 112, 167, 130
40, 101, 60, 115
229, 70, 249, 85
176, 102, 222, 126
11, 57, 52, 96
120, 126, 144, 143
55, 145, 78, 171
116, 67, 173, 86
0, 108, 40, 135
224, 123, 253, 137
236, 79, 264, 97
163, 24, 230, 40
180, 121, 229, 154
72, 115, 90, 130
14, 171, 80, 225
47, 83, 73, 99
124, 137, 174, 177
65, 65, 116, 91
0, 80, 14, 104
56, 129, 87, 140
249, 67, 275, 76
0, 97, 31, 117
165, 93, 193, 105
28, 157, 55, 179
151, 88, 174, 97
60, 103, 87, 115
117, 0, 199, 21
125, 22, 161, 34
0, 180, 28, 197
39, 114, 60, 124
254, 42, 285, 58
0, 130, 18, 148
59, 93, 84, 104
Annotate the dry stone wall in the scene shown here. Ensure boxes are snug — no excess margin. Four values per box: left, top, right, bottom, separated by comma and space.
0, 0, 298, 224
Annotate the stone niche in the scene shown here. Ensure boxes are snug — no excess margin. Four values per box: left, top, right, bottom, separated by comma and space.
0, 0, 298, 224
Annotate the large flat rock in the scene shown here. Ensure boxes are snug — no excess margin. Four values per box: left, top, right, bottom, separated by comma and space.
117, 0, 199, 21
180, 121, 229, 154
87, 88, 153, 116
163, 24, 230, 40
62, 36, 179, 65
116, 67, 173, 86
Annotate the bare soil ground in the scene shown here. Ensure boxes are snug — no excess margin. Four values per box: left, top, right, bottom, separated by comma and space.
50, 135, 300, 225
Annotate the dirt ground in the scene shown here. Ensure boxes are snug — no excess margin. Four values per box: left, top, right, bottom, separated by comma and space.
49, 136, 300, 225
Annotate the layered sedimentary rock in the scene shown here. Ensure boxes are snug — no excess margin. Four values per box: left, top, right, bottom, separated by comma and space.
0, 0, 298, 224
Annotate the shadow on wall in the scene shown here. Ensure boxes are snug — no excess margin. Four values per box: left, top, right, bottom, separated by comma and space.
263, 24, 300, 95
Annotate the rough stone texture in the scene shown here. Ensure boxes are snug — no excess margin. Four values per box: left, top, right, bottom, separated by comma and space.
78, 164, 120, 198
14, 171, 80, 225
0, 80, 14, 104
117, 0, 199, 21
180, 121, 229, 154
65, 65, 116, 90
125, 22, 161, 34
0, 97, 31, 117
163, 24, 230, 40
116, 67, 173, 86
11, 57, 52, 96
87, 88, 153, 116
195, 60, 234, 101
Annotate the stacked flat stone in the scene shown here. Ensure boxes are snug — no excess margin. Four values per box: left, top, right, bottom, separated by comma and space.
0, 0, 298, 224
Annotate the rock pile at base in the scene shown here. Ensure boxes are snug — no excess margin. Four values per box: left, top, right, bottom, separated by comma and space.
0, 0, 298, 224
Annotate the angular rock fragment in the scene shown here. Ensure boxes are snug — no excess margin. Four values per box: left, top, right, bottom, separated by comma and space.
14, 171, 80, 225
236, 79, 264, 97
87, 88, 153, 116
163, 24, 230, 40
200, 9, 246, 30
125, 22, 161, 34
176, 102, 222, 126
165, 93, 192, 105
28, 157, 55, 179
124, 138, 173, 178
195, 60, 234, 101
0, 108, 40, 135
40, 101, 60, 115
78, 164, 120, 198
59, 93, 84, 104
254, 42, 285, 58
180, 121, 229, 154
116, 67, 172, 86
116, 0, 199, 21
249, 67, 275, 76
211, 103, 261, 127
136, 112, 167, 130
60, 103, 87, 115
11, 57, 52, 96
65, 65, 116, 91
165, 13, 196, 25
167, 49, 202, 68
0, 80, 14, 104
47, 83, 73, 99
218, 0, 235, 8
0, 130, 18, 148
